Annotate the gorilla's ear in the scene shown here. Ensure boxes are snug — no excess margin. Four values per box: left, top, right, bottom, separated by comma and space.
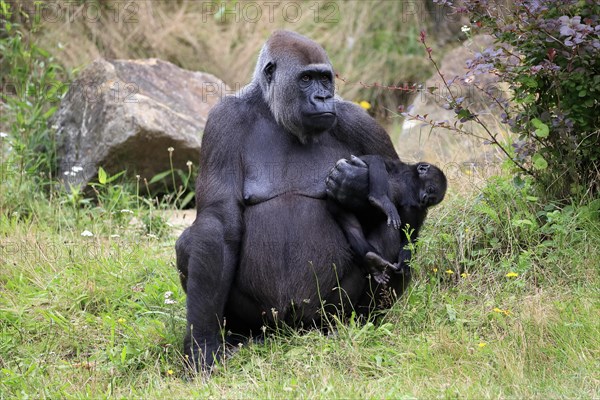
263, 62, 276, 84
417, 163, 430, 175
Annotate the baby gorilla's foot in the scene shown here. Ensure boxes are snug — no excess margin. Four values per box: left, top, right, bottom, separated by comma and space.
365, 252, 397, 285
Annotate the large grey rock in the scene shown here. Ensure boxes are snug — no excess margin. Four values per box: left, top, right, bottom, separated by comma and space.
398, 35, 509, 166
54, 58, 227, 189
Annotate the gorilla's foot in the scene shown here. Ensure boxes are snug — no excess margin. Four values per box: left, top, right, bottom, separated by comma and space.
365, 251, 397, 285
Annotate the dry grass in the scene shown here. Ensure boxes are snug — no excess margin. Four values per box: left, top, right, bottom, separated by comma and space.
32, 1, 462, 108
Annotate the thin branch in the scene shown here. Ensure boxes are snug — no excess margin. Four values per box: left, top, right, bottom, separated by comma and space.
418, 32, 534, 177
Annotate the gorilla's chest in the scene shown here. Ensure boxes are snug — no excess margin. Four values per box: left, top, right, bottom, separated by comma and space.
242, 127, 349, 204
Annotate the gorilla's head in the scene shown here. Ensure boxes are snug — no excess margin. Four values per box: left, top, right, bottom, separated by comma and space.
416, 163, 447, 207
253, 30, 337, 143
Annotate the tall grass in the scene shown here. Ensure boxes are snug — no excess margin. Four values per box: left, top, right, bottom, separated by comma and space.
28, 0, 463, 115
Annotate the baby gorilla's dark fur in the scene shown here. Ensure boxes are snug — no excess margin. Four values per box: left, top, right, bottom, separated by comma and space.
328, 155, 447, 284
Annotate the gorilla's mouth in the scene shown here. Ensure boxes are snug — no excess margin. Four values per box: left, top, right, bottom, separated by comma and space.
309, 112, 336, 117
309, 112, 337, 128
308, 112, 337, 122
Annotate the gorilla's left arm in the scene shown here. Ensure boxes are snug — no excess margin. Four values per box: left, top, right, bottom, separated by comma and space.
327, 100, 399, 210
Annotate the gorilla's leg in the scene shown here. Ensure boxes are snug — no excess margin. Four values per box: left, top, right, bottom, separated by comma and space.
362, 155, 401, 230
327, 200, 394, 285
394, 243, 413, 276
175, 214, 240, 372
175, 229, 191, 292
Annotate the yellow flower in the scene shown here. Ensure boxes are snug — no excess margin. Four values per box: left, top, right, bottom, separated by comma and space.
118, 318, 125, 323
478, 342, 487, 348
433, 268, 438, 273
358, 100, 371, 110
461, 272, 469, 278
493, 307, 511, 316
445, 269, 454, 274
167, 369, 174, 375
506, 272, 519, 278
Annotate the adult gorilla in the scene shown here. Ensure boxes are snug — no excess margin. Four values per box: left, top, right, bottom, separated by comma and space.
176, 30, 406, 370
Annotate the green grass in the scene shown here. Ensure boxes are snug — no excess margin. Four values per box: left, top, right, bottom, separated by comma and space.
1, 183, 598, 399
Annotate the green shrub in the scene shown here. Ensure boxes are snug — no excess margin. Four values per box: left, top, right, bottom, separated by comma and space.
413, 174, 599, 287
0, 0, 68, 215
415, 0, 599, 200
470, 0, 600, 198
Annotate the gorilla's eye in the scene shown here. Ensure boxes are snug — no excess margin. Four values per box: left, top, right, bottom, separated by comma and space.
301, 75, 311, 82
264, 62, 275, 75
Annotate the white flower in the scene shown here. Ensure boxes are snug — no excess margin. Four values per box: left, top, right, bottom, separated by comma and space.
461, 25, 471, 33
186, 161, 193, 167
65, 168, 78, 177
81, 230, 94, 237
120, 209, 133, 214
164, 292, 177, 304
0, 132, 8, 138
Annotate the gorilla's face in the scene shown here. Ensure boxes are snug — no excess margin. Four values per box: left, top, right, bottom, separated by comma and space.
416, 163, 447, 207
258, 30, 339, 143
297, 66, 337, 133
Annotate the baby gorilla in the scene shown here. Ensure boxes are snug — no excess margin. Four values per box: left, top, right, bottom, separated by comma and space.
327, 155, 447, 284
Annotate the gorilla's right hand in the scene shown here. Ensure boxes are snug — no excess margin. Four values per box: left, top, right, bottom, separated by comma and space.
326, 155, 370, 211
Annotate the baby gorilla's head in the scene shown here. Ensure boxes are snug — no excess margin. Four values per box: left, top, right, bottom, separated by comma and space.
415, 163, 447, 208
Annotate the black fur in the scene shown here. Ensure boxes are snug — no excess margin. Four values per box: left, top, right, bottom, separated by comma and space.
328, 156, 447, 285
176, 30, 403, 372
